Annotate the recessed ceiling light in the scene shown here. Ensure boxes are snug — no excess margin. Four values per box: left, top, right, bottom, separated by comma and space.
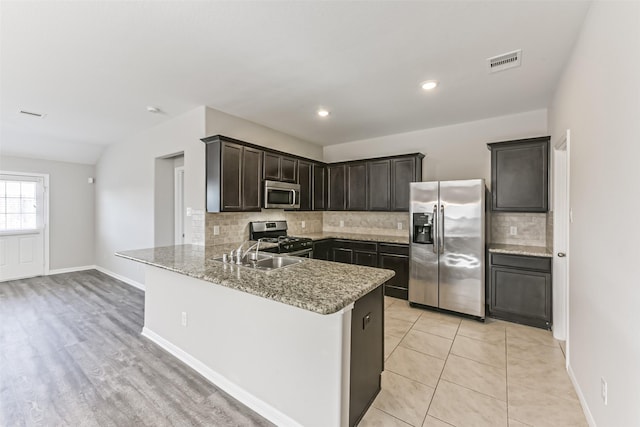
317, 109, 330, 118
421, 80, 438, 91
146, 106, 162, 114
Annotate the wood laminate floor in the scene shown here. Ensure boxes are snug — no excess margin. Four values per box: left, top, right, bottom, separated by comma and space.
0, 270, 274, 427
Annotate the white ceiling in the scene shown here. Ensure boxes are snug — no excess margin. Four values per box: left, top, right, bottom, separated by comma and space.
0, 1, 590, 164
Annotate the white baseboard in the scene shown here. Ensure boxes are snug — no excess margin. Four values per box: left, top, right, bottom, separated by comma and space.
48, 265, 96, 275
94, 265, 145, 291
568, 363, 597, 427
141, 327, 301, 427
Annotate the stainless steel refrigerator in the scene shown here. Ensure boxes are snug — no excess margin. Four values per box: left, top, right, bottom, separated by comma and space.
409, 179, 485, 318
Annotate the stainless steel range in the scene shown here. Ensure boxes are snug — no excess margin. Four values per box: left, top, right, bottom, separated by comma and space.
249, 221, 313, 257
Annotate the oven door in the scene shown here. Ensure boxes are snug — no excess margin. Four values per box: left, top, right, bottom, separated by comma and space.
286, 248, 313, 258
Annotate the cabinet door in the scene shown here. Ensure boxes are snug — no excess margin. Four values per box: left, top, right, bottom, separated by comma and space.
490, 137, 549, 212
347, 162, 367, 211
391, 157, 417, 211
281, 157, 298, 183
367, 160, 390, 211
313, 164, 327, 210
328, 164, 346, 211
349, 285, 383, 427
220, 142, 243, 211
490, 266, 551, 329
354, 251, 378, 267
332, 247, 353, 264
312, 239, 333, 261
298, 160, 312, 211
263, 152, 281, 181
379, 253, 409, 289
242, 147, 263, 211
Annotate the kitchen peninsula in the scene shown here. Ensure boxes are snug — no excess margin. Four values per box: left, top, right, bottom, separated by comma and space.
116, 244, 394, 427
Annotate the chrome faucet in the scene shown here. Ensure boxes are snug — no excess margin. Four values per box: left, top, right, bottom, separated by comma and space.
230, 239, 264, 264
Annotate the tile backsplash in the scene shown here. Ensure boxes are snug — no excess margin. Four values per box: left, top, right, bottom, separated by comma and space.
490, 212, 551, 247
205, 209, 553, 249
205, 211, 323, 245
322, 211, 409, 237
205, 210, 409, 245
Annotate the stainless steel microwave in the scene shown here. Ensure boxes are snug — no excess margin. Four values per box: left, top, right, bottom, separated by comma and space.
264, 180, 300, 209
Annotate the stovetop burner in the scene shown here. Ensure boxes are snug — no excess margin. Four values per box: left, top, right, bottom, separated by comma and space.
249, 221, 313, 254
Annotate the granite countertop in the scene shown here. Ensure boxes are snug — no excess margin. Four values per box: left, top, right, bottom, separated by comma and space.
296, 232, 409, 245
116, 244, 394, 315
488, 244, 553, 258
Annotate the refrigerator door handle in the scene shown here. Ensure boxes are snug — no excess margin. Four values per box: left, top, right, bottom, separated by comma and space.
432, 204, 438, 253
440, 204, 445, 254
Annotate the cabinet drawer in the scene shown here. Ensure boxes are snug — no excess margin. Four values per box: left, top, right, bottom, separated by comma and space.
378, 243, 409, 256
334, 239, 378, 252
491, 253, 551, 272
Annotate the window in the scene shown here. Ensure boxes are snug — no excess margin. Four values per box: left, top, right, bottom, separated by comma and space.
0, 175, 43, 232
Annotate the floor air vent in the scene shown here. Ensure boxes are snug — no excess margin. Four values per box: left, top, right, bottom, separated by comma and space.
487, 49, 522, 73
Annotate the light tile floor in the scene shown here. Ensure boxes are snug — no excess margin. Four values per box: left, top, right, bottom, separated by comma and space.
358, 297, 588, 427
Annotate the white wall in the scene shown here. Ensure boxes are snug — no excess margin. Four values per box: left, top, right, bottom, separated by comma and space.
548, 2, 640, 426
205, 107, 323, 161
95, 107, 207, 285
0, 155, 95, 270
324, 109, 548, 182
96, 106, 322, 285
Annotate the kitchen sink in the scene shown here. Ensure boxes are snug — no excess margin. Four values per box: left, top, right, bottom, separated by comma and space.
212, 252, 304, 272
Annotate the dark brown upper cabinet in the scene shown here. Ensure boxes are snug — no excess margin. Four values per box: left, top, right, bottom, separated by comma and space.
328, 164, 346, 211
298, 160, 313, 211
391, 156, 421, 211
203, 134, 423, 213
365, 155, 423, 212
346, 162, 367, 211
312, 163, 327, 211
263, 152, 297, 183
204, 135, 263, 212
488, 136, 550, 212
367, 160, 391, 211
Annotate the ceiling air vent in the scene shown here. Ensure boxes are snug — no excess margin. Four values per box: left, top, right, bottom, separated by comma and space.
487, 49, 522, 73
18, 109, 46, 118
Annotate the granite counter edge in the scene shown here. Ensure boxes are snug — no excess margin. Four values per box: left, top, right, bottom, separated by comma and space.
115, 252, 393, 315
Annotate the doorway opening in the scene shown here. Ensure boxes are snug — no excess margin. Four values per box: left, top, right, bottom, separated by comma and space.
154, 153, 185, 247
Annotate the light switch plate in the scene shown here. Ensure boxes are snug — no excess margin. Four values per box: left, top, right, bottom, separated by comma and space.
213, 225, 220, 235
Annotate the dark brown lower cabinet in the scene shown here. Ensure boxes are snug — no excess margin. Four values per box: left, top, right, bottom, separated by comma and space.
333, 247, 353, 264
349, 285, 383, 427
378, 243, 409, 300
488, 252, 552, 329
312, 239, 332, 261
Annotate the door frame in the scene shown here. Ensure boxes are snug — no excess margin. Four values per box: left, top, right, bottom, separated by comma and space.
0, 170, 50, 276
552, 130, 570, 364
174, 166, 185, 245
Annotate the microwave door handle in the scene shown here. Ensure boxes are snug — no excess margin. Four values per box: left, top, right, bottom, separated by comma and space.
290, 189, 296, 206
432, 204, 438, 254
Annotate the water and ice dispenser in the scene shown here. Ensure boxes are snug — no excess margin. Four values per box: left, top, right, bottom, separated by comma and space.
412, 213, 433, 244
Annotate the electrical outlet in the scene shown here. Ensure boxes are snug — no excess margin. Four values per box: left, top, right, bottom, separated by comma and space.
301, 221, 306, 229
510, 226, 517, 236
340, 220, 344, 227
181, 312, 188, 327
397, 222, 403, 230
601, 377, 608, 405
213, 225, 220, 236
186, 207, 193, 217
